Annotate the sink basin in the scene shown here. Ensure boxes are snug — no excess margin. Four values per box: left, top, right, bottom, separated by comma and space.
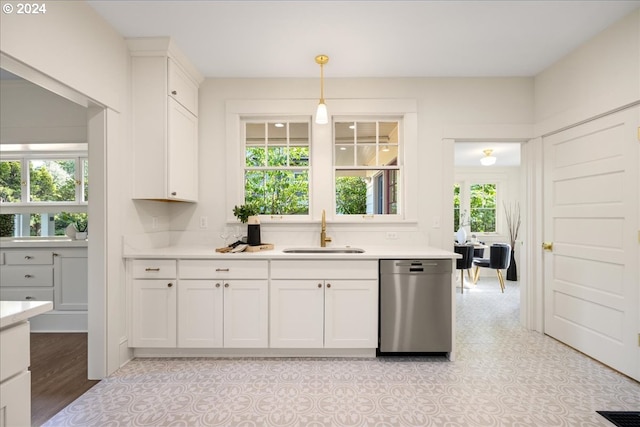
282, 247, 365, 254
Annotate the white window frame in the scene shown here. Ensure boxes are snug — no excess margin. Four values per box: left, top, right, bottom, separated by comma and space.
226, 99, 417, 224
454, 175, 506, 236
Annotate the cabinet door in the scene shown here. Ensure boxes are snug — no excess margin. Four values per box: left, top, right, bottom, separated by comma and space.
0, 371, 30, 427
54, 255, 88, 311
168, 58, 198, 115
178, 280, 223, 348
270, 280, 324, 348
223, 280, 268, 348
167, 97, 198, 202
324, 280, 378, 349
131, 279, 176, 347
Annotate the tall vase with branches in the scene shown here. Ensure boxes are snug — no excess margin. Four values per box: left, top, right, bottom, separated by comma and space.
504, 202, 521, 281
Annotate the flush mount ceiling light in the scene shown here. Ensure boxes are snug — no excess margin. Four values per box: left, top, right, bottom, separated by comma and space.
480, 149, 497, 166
315, 54, 329, 125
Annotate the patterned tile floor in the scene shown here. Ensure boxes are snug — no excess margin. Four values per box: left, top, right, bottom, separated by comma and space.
44, 278, 640, 426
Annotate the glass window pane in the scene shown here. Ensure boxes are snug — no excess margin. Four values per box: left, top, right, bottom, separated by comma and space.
289, 122, 309, 146
245, 123, 265, 146
0, 214, 16, 237
470, 183, 496, 232
83, 159, 89, 202
246, 147, 265, 167
267, 122, 287, 145
244, 170, 309, 215
335, 122, 355, 145
378, 146, 398, 166
0, 160, 22, 202
289, 146, 309, 167
356, 145, 377, 166
335, 145, 354, 166
29, 159, 76, 202
356, 122, 376, 144
335, 169, 400, 215
267, 146, 287, 167
379, 121, 399, 143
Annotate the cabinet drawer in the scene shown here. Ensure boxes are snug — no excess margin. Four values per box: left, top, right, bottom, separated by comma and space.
4, 251, 53, 265
0, 321, 30, 382
0, 288, 54, 302
132, 260, 177, 279
0, 266, 53, 287
180, 260, 269, 279
271, 260, 378, 280
168, 58, 198, 115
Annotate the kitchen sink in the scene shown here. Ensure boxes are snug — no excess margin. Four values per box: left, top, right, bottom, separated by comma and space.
282, 247, 365, 254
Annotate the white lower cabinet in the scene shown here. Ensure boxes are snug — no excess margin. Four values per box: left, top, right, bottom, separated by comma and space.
177, 260, 269, 348
270, 260, 379, 349
177, 279, 268, 348
131, 279, 177, 348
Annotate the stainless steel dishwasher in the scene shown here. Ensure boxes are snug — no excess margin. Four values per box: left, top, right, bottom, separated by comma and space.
379, 259, 452, 354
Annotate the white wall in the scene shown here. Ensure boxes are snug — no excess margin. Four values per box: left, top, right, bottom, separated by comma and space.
534, 9, 640, 133
0, 80, 86, 144
168, 77, 534, 251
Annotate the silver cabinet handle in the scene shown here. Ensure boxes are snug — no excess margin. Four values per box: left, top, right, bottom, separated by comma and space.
145, 268, 160, 272
25, 296, 33, 300
24, 274, 33, 278
171, 191, 177, 196
171, 90, 177, 95
24, 255, 32, 260
216, 268, 230, 272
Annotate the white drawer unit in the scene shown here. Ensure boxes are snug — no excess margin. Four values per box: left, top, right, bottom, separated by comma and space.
271, 260, 378, 280
0, 289, 54, 302
0, 266, 54, 287
3, 251, 53, 265
132, 259, 177, 279
179, 260, 268, 279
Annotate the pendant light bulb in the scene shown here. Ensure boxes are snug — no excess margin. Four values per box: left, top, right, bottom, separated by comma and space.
315, 54, 329, 125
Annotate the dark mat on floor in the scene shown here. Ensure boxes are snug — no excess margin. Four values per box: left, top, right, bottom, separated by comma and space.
596, 411, 640, 427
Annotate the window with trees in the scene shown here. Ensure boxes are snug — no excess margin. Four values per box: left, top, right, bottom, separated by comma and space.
454, 182, 497, 233
0, 156, 88, 237
243, 120, 310, 215
334, 120, 401, 216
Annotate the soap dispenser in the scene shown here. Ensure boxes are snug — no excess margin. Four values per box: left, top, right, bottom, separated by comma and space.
247, 216, 261, 246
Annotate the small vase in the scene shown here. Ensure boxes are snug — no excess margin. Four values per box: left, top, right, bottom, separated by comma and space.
455, 227, 467, 244
506, 249, 517, 281
75, 231, 87, 240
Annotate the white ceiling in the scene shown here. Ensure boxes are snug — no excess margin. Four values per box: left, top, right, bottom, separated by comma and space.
454, 142, 521, 167
88, 0, 639, 78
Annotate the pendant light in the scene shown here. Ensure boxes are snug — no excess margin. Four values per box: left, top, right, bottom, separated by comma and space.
315, 54, 329, 125
480, 149, 497, 166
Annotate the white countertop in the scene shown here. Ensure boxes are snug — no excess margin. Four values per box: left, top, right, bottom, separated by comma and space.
0, 300, 53, 329
0, 237, 88, 248
123, 244, 460, 260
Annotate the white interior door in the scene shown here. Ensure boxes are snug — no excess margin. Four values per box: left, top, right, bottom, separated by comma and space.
543, 107, 639, 381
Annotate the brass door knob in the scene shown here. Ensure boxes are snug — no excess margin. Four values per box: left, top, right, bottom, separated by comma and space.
542, 242, 553, 251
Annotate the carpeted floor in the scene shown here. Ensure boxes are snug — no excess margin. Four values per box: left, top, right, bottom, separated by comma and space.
43, 278, 640, 426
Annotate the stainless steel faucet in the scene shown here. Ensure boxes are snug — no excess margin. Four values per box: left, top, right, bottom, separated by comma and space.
320, 209, 332, 247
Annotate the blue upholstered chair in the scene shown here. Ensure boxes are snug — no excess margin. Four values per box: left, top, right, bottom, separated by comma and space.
472, 243, 511, 292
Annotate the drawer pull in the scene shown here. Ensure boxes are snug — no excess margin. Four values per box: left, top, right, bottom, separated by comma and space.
25, 296, 33, 300
317, 283, 322, 288
24, 256, 33, 260
216, 268, 230, 272
327, 283, 331, 288
171, 191, 177, 196
171, 90, 177, 95
224, 283, 229, 288
145, 268, 160, 272
167, 283, 173, 288
24, 274, 33, 278
215, 283, 221, 288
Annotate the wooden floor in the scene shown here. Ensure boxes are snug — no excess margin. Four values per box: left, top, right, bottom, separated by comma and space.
30, 333, 99, 427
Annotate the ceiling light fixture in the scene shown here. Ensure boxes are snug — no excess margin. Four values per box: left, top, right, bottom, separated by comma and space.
315, 54, 329, 125
480, 149, 497, 166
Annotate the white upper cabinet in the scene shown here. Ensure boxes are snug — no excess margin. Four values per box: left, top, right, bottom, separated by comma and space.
128, 38, 203, 202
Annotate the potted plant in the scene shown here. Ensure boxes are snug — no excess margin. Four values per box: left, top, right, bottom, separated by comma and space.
74, 218, 88, 240
233, 204, 259, 224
